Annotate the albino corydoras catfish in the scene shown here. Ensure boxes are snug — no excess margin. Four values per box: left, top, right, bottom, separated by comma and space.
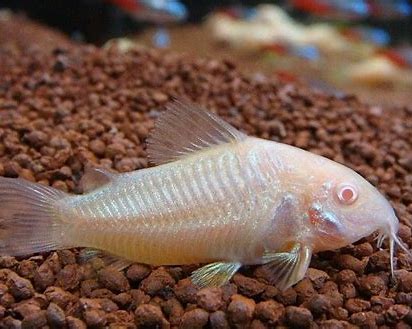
0, 100, 409, 290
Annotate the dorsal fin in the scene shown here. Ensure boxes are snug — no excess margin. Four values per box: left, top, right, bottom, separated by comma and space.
146, 99, 247, 165
80, 167, 118, 193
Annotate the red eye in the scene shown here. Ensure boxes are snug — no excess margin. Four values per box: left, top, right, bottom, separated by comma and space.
337, 184, 358, 205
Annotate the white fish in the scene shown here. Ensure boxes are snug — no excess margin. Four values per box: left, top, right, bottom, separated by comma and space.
0, 100, 409, 290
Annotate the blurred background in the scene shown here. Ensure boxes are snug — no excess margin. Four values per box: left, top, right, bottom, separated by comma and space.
1, 0, 411, 107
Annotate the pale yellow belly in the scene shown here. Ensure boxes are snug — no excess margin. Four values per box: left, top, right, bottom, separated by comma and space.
73, 199, 267, 265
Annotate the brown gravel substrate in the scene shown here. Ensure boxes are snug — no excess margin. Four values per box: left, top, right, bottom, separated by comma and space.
0, 10, 74, 52
0, 26, 412, 329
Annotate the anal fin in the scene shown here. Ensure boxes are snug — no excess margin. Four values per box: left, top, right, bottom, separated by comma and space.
78, 248, 133, 271
191, 261, 241, 288
261, 243, 312, 291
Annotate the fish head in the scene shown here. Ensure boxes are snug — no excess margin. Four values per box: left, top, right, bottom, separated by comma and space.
306, 159, 409, 275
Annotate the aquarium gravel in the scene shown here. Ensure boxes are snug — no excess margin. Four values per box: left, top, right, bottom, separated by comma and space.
0, 11, 74, 53
0, 31, 412, 329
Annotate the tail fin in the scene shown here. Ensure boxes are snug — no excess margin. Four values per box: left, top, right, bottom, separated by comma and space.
0, 177, 69, 256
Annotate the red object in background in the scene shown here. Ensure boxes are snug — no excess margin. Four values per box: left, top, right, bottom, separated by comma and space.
218, 7, 240, 19
367, 1, 380, 17
340, 27, 361, 41
262, 43, 288, 55
274, 70, 299, 83
291, 0, 331, 15
378, 49, 409, 68
107, 0, 140, 12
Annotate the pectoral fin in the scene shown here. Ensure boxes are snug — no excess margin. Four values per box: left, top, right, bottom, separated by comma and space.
261, 243, 312, 291
191, 261, 242, 288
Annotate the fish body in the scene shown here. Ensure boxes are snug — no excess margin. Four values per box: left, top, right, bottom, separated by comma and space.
62, 139, 276, 265
63, 137, 377, 262
0, 100, 408, 290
